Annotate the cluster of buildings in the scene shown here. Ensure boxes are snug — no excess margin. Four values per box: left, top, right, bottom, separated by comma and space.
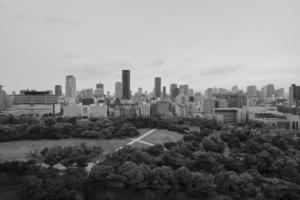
1, 70, 300, 131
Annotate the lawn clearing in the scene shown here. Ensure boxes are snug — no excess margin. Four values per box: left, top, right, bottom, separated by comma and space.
142, 129, 183, 145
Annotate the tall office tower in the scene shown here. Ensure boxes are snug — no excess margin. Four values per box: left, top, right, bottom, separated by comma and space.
170, 84, 179, 101
289, 84, 300, 107
0, 85, 6, 111
247, 85, 257, 97
179, 84, 189, 95
65, 75, 76, 97
262, 84, 275, 98
276, 88, 285, 97
138, 87, 143, 95
79, 88, 94, 98
232, 85, 239, 93
96, 83, 104, 90
154, 77, 161, 98
115, 82, 122, 99
55, 85, 62, 96
122, 70, 130, 100
188, 89, 194, 96
162, 86, 166, 98
205, 88, 213, 98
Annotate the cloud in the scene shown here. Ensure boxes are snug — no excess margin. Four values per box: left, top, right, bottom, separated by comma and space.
199, 64, 242, 76
151, 59, 165, 68
44, 16, 78, 27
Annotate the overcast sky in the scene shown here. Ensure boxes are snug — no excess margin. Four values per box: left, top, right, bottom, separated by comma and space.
0, 0, 300, 94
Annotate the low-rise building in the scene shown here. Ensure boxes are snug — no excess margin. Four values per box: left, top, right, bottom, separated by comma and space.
175, 104, 188, 117
213, 108, 247, 124
63, 104, 107, 118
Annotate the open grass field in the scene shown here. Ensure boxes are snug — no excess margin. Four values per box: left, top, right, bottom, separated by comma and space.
142, 129, 183, 144
0, 129, 183, 162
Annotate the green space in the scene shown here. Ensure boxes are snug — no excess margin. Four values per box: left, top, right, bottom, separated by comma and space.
0, 128, 183, 162
142, 129, 183, 144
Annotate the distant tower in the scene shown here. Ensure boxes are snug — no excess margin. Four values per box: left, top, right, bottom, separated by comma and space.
170, 84, 179, 101
0, 85, 6, 111
96, 83, 104, 90
115, 82, 122, 99
65, 75, 76, 97
122, 70, 130, 100
155, 77, 161, 98
55, 85, 62, 96
179, 84, 189, 95
163, 86, 166, 98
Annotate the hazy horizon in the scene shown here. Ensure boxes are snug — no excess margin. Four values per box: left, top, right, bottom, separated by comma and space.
1, 0, 300, 94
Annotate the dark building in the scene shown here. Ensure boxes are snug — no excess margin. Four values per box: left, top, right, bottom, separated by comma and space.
122, 70, 130, 100
213, 92, 247, 108
155, 77, 161, 98
170, 84, 179, 101
0, 85, 6, 111
163, 86, 166, 98
55, 85, 62, 96
289, 84, 300, 107
96, 83, 104, 89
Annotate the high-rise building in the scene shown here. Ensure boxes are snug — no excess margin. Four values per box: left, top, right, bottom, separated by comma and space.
170, 84, 179, 101
179, 84, 189, 95
55, 85, 62, 96
289, 84, 300, 107
162, 86, 166, 98
0, 85, 6, 111
154, 77, 161, 98
122, 70, 130, 100
232, 85, 239, 93
79, 88, 94, 99
115, 82, 122, 99
262, 84, 275, 98
96, 83, 104, 89
65, 75, 76, 97
247, 86, 257, 97
188, 89, 194, 96
276, 88, 285, 97
138, 87, 143, 95
205, 88, 213, 98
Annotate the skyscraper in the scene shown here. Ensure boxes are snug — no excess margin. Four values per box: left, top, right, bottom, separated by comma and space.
262, 84, 275, 98
247, 85, 257, 97
179, 84, 189, 95
138, 87, 143, 95
65, 75, 76, 97
0, 85, 6, 111
155, 77, 161, 98
96, 83, 104, 89
162, 86, 166, 98
122, 70, 130, 100
232, 85, 239, 93
289, 84, 300, 107
170, 84, 179, 101
95, 83, 104, 98
115, 82, 122, 99
55, 85, 62, 96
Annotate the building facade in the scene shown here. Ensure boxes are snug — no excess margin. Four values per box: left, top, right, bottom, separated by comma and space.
115, 82, 122, 99
122, 70, 130, 100
55, 85, 62, 96
65, 75, 76, 97
154, 77, 161, 98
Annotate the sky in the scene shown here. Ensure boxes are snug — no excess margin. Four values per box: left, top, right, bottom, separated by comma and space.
0, 0, 300, 94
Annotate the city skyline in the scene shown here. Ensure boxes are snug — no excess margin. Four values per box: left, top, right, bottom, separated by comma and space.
1, 0, 300, 93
